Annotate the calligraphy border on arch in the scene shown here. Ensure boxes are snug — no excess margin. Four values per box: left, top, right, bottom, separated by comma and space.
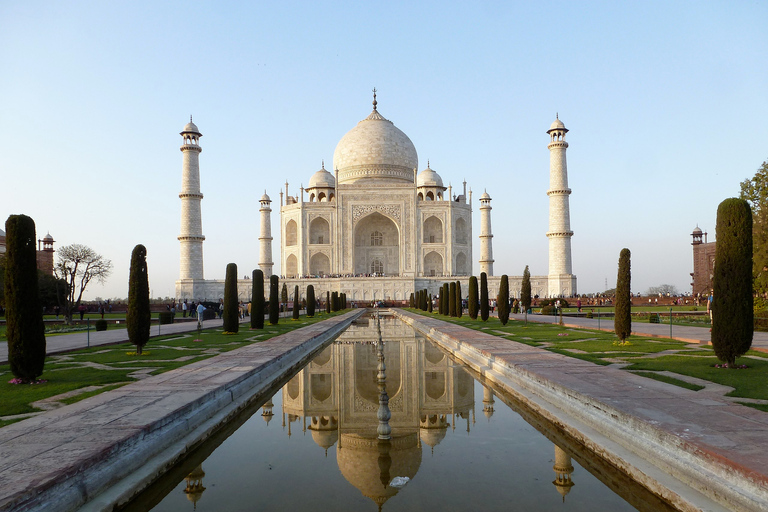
352, 204, 401, 224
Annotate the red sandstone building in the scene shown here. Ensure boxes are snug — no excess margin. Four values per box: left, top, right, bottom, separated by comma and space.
0, 228, 55, 276
690, 226, 716, 296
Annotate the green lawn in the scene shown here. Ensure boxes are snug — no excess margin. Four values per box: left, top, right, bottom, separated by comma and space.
0, 311, 346, 426
407, 309, 768, 409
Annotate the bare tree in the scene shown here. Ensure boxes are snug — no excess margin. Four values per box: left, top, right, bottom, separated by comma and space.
54, 244, 113, 323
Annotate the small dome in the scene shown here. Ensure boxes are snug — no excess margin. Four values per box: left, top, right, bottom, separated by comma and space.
308, 164, 336, 189
549, 118, 565, 131
260, 192, 271, 202
181, 117, 201, 135
417, 164, 444, 188
43, 232, 53, 241
692, 226, 703, 235
480, 191, 491, 200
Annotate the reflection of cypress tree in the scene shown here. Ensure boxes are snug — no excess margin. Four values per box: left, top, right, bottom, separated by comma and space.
268, 275, 279, 325
480, 272, 489, 321
293, 285, 300, 320
223, 263, 239, 333
468, 276, 478, 319
456, 281, 463, 318
5, 215, 46, 382
127, 244, 151, 353
614, 249, 631, 343
449, 282, 457, 317
251, 270, 264, 329
712, 198, 754, 365
306, 285, 316, 317
497, 275, 509, 325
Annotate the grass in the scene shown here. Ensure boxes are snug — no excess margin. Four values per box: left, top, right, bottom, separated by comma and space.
407, 309, 768, 410
0, 311, 346, 422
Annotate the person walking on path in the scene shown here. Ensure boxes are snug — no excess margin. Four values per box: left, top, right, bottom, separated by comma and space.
197, 303, 206, 329
707, 291, 714, 331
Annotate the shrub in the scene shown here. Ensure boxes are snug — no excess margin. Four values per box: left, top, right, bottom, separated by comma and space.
252, 269, 264, 329
542, 305, 556, 316
712, 198, 753, 365
4, 215, 47, 382
269, 275, 279, 325
649, 314, 660, 324
127, 244, 151, 355
223, 263, 239, 333
307, 284, 316, 317
95, 319, 108, 331
586, 310, 593, 319
480, 273, 489, 321
615, 248, 632, 342
158, 312, 174, 325
202, 308, 217, 321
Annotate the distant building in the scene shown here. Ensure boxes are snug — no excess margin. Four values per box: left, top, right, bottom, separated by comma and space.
690, 226, 715, 296
0, 228, 55, 276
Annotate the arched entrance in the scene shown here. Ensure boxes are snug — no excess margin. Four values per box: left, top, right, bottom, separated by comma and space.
354, 212, 400, 276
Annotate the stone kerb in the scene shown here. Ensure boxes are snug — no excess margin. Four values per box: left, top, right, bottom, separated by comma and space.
392, 310, 768, 512
0, 310, 365, 512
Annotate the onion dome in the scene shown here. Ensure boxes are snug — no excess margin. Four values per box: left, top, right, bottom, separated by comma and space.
547, 114, 567, 134
480, 191, 491, 200
692, 226, 703, 235
333, 90, 418, 185
417, 162, 444, 188
43, 232, 54, 241
260, 192, 271, 202
308, 162, 336, 189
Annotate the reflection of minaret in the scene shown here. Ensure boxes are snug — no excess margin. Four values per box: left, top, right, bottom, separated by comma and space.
183, 464, 206, 510
310, 415, 339, 456
261, 395, 274, 425
552, 445, 575, 502
376, 313, 391, 440
482, 385, 495, 420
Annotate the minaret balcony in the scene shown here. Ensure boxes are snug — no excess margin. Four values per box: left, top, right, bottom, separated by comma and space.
546, 188, 572, 196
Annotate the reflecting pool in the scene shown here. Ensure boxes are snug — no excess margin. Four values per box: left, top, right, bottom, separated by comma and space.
126, 315, 672, 511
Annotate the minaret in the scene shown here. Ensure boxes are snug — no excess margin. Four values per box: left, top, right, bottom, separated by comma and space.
179, 117, 205, 282
547, 115, 575, 297
479, 191, 494, 276
259, 192, 274, 276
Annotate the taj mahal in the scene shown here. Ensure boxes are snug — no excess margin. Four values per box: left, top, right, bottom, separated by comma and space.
175, 92, 576, 302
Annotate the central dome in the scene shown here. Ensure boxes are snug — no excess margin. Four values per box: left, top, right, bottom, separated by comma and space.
333, 106, 418, 185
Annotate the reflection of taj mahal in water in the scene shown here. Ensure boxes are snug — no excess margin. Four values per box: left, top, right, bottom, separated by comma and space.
176, 92, 577, 301
181, 315, 576, 509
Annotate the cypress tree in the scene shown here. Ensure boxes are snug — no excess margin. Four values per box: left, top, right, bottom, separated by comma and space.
480, 272, 489, 322
409, 292, 415, 308
127, 244, 151, 354
456, 281, 463, 318
498, 275, 509, 325
268, 275, 279, 325
421, 289, 428, 311
428, 293, 433, 312
223, 263, 239, 333
521, 265, 532, 325
342, 293, 347, 309
5, 215, 46, 382
251, 270, 264, 329
449, 282, 457, 317
443, 283, 450, 315
614, 248, 632, 343
326, 291, 331, 313
712, 198, 754, 365
468, 276, 478, 319
333, 291, 340, 311
306, 284, 316, 317
293, 285, 300, 320
281, 283, 288, 311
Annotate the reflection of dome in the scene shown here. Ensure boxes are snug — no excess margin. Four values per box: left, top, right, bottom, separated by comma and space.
333, 102, 418, 185
337, 433, 421, 507
416, 164, 444, 188
184, 464, 206, 509
311, 428, 339, 453
308, 164, 336, 189
419, 426, 447, 449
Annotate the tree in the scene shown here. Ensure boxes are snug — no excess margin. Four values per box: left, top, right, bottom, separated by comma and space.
645, 284, 679, 296
281, 283, 288, 312
4, 215, 46, 382
740, 159, 768, 295
409, 292, 415, 308
480, 272, 489, 321
126, 244, 151, 354
251, 270, 264, 329
306, 284, 316, 317
269, 275, 279, 325
456, 281, 463, 319
293, 285, 300, 319
712, 198, 754, 365
326, 291, 331, 313
223, 263, 239, 333
521, 265, 532, 325
449, 282, 457, 317
442, 283, 449, 316
428, 293, 433, 312
615, 248, 632, 343
468, 276, 478, 319
54, 244, 113, 324
497, 275, 509, 325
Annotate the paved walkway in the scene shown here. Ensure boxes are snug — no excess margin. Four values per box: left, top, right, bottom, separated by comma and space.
507, 312, 768, 352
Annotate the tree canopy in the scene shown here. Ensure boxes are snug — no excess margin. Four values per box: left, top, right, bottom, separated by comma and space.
54, 244, 112, 323
739, 159, 768, 295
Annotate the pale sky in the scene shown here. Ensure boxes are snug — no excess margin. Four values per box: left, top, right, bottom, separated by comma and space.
2, 1, 766, 300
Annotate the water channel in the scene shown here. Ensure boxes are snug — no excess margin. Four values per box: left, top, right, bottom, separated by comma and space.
124, 314, 675, 511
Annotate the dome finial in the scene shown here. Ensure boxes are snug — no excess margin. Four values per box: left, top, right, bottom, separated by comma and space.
372, 87, 377, 111
427, 159, 430, 168
556, 112, 559, 120
190, 115, 193, 122
321, 159, 325, 169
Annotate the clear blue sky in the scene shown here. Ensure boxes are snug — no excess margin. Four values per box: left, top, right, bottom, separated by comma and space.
2, 1, 766, 300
